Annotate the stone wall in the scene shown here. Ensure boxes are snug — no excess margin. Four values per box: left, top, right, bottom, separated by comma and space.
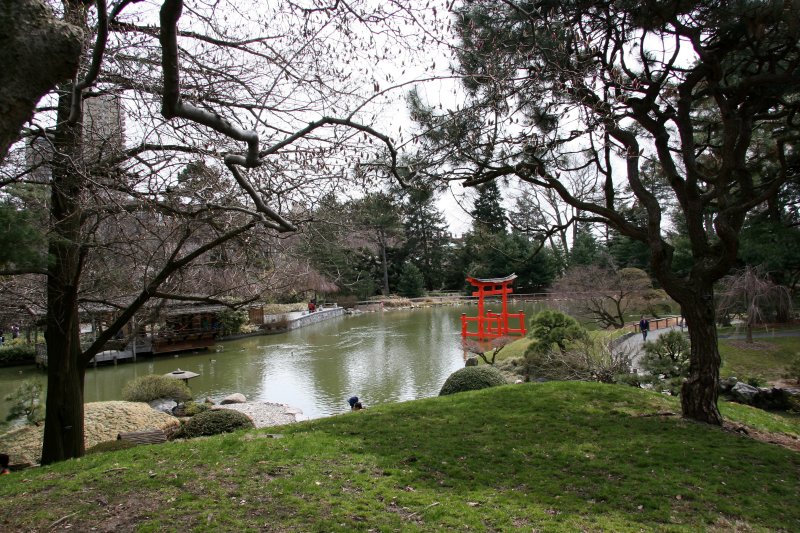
287, 307, 345, 330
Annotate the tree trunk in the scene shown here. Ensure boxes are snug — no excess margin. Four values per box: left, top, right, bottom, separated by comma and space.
680, 286, 722, 425
40, 76, 87, 463
41, 323, 86, 464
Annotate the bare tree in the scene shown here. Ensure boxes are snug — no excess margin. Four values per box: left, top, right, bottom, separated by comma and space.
462, 336, 514, 365
553, 266, 653, 329
717, 266, 792, 343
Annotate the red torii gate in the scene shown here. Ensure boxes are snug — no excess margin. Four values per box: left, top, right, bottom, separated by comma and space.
461, 274, 527, 340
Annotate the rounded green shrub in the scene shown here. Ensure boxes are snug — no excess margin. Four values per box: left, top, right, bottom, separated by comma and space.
121, 375, 192, 403
0, 342, 37, 366
439, 366, 508, 396
178, 409, 254, 438
86, 439, 139, 455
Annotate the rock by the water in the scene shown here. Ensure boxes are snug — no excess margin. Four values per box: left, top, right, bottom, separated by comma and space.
149, 398, 178, 414
215, 401, 304, 427
730, 382, 759, 403
220, 393, 247, 405
718, 377, 738, 394
728, 383, 795, 410
465, 357, 479, 367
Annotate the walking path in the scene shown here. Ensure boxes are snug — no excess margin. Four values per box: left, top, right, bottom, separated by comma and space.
618, 324, 686, 373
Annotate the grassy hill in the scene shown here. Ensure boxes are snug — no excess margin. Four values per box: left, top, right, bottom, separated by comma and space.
1, 382, 798, 532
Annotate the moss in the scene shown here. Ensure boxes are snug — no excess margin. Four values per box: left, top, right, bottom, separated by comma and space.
439, 366, 508, 396
176, 409, 254, 439
183, 401, 211, 417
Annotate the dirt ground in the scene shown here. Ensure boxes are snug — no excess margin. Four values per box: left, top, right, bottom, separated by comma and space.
724, 421, 800, 452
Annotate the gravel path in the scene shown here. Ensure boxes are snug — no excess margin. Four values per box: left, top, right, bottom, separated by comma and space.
214, 401, 307, 428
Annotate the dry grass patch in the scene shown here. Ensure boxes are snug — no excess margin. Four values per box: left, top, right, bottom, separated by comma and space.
0, 401, 178, 464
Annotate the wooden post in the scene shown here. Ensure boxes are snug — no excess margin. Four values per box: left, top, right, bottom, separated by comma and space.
477, 286, 484, 339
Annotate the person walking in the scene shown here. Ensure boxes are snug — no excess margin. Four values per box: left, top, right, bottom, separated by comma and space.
639, 316, 650, 341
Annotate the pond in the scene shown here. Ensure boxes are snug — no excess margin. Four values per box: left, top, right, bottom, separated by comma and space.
0, 302, 549, 421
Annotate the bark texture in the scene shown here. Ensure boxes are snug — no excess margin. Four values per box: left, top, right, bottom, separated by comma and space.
678, 286, 722, 425
0, 0, 82, 161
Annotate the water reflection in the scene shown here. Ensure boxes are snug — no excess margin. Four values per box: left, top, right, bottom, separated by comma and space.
0, 303, 547, 420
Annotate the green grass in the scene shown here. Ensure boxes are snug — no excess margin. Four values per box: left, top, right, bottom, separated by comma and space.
1, 382, 799, 532
492, 336, 533, 363
719, 335, 800, 383
720, 400, 800, 436
489, 328, 629, 365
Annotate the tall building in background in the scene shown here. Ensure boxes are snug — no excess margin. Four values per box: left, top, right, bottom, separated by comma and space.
26, 93, 125, 177
82, 93, 125, 163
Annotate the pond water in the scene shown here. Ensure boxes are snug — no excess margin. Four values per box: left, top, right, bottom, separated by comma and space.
0, 302, 548, 421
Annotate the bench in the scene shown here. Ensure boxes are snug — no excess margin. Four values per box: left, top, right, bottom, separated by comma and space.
117, 429, 168, 445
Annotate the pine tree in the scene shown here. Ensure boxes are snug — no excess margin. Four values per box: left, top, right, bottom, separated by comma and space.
397, 262, 425, 297
471, 182, 506, 234
402, 187, 448, 290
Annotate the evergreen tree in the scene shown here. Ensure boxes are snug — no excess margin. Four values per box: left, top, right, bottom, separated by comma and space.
401, 187, 448, 290
471, 181, 506, 234
569, 226, 603, 268
352, 193, 404, 296
397, 262, 425, 297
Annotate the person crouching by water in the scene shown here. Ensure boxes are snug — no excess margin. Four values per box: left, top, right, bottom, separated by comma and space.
348, 396, 365, 411
348, 396, 359, 410
308, 300, 316, 313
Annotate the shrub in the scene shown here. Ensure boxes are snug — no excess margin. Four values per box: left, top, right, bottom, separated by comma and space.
176, 409, 254, 438
525, 337, 633, 383
528, 310, 587, 354
745, 375, 767, 388
0, 342, 36, 365
217, 308, 250, 336
640, 330, 690, 378
86, 440, 139, 455
397, 263, 425, 298
439, 366, 507, 396
122, 375, 192, 403
638, 330, 691, 395
4, 379, 45, 425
